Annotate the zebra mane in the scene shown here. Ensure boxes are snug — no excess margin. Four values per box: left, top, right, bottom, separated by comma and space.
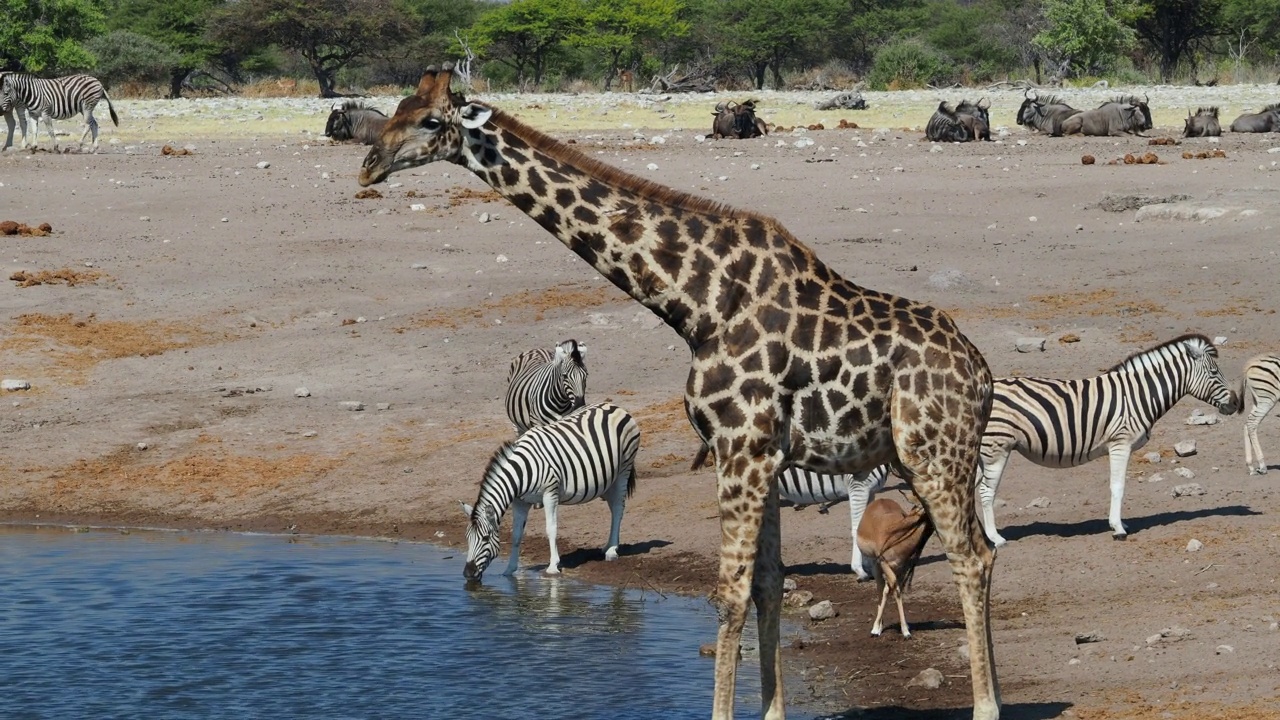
1109, 333, 1215, 372
471, 440, 522, 521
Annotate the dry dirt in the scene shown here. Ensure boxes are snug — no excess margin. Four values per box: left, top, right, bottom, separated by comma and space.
2, 93, 1279, 720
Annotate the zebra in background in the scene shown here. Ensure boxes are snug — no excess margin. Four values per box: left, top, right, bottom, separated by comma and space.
324, 100, 388, 144
461, 401, 640, 580
1240, 353, 1280, 475
0, 72, 118, 153
504, 339, 588, 435
690, 444, 890, 578
1, 73, 27, 150
977, 334, 1238, 545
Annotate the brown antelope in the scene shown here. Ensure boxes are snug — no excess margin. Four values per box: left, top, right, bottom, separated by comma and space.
618, 69, 634, 93
856, 497, 934, 638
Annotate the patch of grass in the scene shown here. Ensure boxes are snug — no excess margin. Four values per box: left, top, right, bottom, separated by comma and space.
399, 283, 621, 330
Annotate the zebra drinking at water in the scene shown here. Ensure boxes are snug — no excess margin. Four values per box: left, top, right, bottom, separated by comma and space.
976, 334, 1238, 545
504, 339, 588, 435
1240, 353, 1280, 475
324, 100, 389, 145
462, 401, 640, 580
0, 72, 118, 153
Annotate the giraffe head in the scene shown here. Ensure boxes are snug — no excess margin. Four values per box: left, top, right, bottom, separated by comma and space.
359, 63, 491, 186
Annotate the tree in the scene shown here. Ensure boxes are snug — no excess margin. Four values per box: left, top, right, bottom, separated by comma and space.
1134, 0, 1222, 81
85, 30, 182, 86
376, 0, 486, 87
1221, 0, 1280, 61
208, 0, 416, 97
471, 0, 585, 87
573, 0, 689, 89
1033, 0, 1142, 77
713, 0, 840, 89
0, 0, 106, 74
107, 0, 227, 98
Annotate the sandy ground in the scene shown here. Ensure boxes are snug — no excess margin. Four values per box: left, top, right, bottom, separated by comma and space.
3, 88, 1280, 720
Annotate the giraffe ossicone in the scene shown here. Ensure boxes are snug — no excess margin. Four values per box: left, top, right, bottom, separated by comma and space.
359, 65, 1001, 720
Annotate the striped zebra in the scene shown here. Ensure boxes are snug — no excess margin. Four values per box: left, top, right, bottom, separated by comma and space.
690, 444, 890, 578
0, 72, 119, 153
461, 401, 639, 580
1240, 353, 1280, 475
504, 339, 588, 435
977, 334, 1238, 545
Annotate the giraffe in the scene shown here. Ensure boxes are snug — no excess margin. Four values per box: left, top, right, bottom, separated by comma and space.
358, 64, 1000, 720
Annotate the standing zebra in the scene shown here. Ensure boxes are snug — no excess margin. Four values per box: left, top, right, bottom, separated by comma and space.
504, 339, 588, 435
691, 443, 890, 578
0, 72, 118, 153
977, 334, 1238, 545
461, 401, 640, 580
1, 74, 27, 150
1240, 353, 1280, 475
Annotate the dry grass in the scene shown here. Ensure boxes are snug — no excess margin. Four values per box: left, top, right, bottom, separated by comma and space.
10, 269, 104, 287
0, 313, 228, 384
399, 283, 619, 330
1076, 698, 1280, 720
952, 289, 1170, 323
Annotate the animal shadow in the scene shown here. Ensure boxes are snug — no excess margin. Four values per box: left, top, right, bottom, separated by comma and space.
1000, 504, 1261, 542
818, 701, 1072, 720
557, 539, 672, 570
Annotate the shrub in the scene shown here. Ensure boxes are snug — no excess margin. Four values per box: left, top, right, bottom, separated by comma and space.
85, 31, 180, 86
867, 39, 953, 90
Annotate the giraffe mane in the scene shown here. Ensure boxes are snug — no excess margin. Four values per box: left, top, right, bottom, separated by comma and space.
1108, 333, 1214, 372
485, 106, 795, 231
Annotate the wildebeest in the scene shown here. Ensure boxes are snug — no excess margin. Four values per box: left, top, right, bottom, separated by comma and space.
1183, 107, 1221, 137
324, 100, 388, 144
925, 100, 988, 142
711, 100, 767, 139
1016, 90, 1081, 134
1228, 103, 1280, 133
1056, 95, 1151, 137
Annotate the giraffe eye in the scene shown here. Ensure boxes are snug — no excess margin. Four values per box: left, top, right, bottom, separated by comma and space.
422, 116, 442, 131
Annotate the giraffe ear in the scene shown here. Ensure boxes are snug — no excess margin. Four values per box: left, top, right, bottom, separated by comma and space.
460, 103, 492, 129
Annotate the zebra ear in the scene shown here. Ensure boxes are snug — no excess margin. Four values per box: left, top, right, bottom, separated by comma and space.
460, 103, 492, 129
460, 501, 474, 518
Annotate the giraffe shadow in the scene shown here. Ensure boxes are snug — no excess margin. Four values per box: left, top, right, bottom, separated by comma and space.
999, 504, 1262, 543
556, 539, 672, 570
818, 701, 1072, 720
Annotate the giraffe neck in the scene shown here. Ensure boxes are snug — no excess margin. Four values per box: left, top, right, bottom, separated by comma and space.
455, 108, 769, 345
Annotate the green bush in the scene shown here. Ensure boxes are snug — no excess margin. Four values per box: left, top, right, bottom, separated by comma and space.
86, 30, 180, 85
867, 39, 953, 90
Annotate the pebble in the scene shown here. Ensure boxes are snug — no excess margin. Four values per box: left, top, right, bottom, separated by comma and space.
1186, 538, 1203, 552
907, 668, 944, 689
376, 403, 391, 411
1174, 440, 1197, 457
410, 203, 426, 211
136, 442, 148, 451
646, 163, 659, 171
1015, 337, 1047, 353
1172, 483, 1205, 497
339, 401, 365, 411
808, 600, 838, 621
255, 161, 270, 169
1144, 451, 1162, 463
785, 590, 814, 608
1174, 467, 1196, 479
1215, 645, 1234, 655
1026, 497, 1052, 509
479, 212, 491, 223
1147, 472, 1164, 483
782, 577, 797, 592
302, 431, 317, 438
2, 379, 31, 391
1186, 414, 1218, 426
294, 387, 311, 398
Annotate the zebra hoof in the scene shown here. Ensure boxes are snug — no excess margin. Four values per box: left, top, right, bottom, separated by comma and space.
545, 566, 561, 575
1258, 466, 1269, 475
1112, 532, 1128, 541
604, 549, 619, 561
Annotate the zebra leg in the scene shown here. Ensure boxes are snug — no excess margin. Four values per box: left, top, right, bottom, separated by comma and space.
845, 469, 882, 579
976, 447, 1012, 546
1106, 442, 1134, 538
602, 465, 631, 561
1245, 394, 1274, 475
81, 112, 98, 152
503, 500, 532, 576
541, 491, 562, 574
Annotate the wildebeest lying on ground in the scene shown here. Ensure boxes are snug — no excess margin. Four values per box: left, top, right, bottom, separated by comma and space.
1016, 90, 1081, 134
1056, 95, 1152, 137
925, 99, 989, 142
711, 100, 768, 139
1229, 103, 1280, 133
1184, 107, 1221, 137
324, 100, 388, 144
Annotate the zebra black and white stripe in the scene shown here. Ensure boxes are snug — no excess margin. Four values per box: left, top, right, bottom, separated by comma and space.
324, 100, 388, 145
1240, 353, 1280, 475
1, 73, 27, 151
977, 334, 1238, 545
0, 72, 118, 152
462, 401, 640, 579
504, 339, 588, 435
779, 465, 890, 578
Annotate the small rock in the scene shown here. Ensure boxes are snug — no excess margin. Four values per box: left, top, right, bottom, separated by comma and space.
479, 212, 491, 223
1068, 658, 1082, 665
1144, 451, 1162, 463
1186, 538, 1203, 552
1186, 414, 1219, 426
907, 668, 944, 690
1026, 497, 1051, 509
808, 600, 838, 621
376, 402, 391, 411
1214, 335, 1228, 345
1174, 467, 1196, 479
339, 401, 365, 411
410, 203, 426, 211
1174, 440, 1197, 457
646, 163, 659, 171
1146, 633, 1164, 645
1148, 472, 1165, 483
1015, 338, 1047, 353
1172, 483, 1205, 497
302, 431, 317, 438
1075, 631, 1105, 644
294, 387, 311, 398
255, 161, 270, 169
1, 379, 31, 391
785, 590, 814, 608
957, 642, 970, 660
1215, 645, 1234, 655
782, 577, 797, 592
136, 442, 148, 451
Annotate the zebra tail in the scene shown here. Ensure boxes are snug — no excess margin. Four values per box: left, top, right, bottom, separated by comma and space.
1236, 374, 1249, 415
626, 465, 637, 499
106, 92, 119, 126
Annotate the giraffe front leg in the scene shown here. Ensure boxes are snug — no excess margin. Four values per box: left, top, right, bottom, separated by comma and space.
542, 491, 562, 574
1106, 442, 1133, 538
